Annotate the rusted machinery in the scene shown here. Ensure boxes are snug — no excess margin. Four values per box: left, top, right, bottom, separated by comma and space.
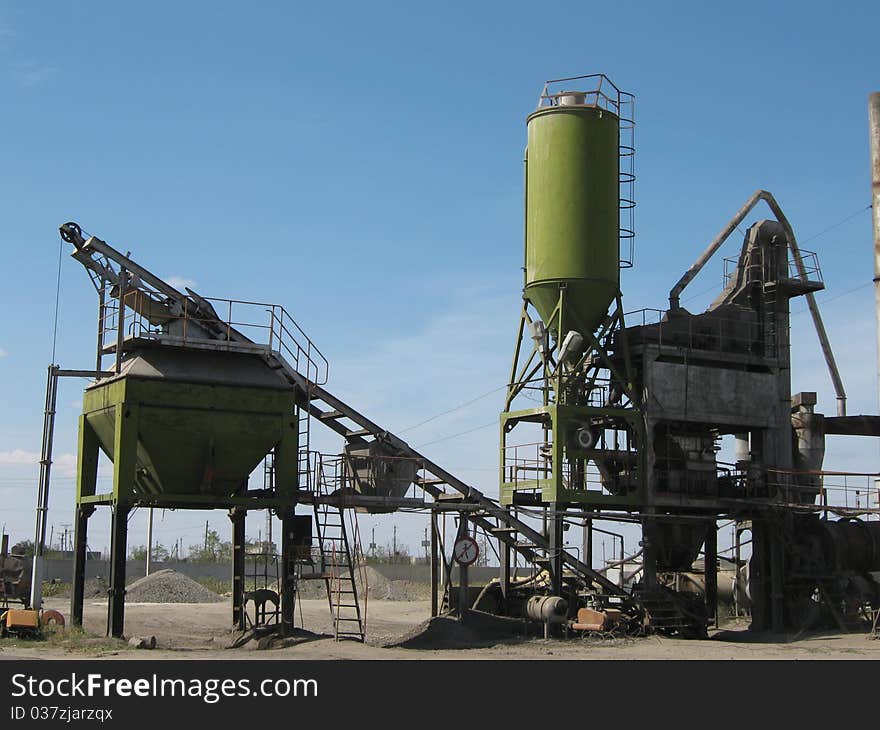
0, 535, 31, 609
497, 74, 880, 637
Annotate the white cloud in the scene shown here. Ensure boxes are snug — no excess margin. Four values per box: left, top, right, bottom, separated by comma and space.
0, 347, 6, 358
0, 449, 38, 465
0, 450, 79, 477
167, 276, 197, 291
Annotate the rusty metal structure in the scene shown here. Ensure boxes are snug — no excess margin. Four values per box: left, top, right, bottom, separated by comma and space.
497, 75, 880, 636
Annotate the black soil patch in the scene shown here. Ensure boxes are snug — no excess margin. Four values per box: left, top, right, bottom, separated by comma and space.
387, 611, 527, 650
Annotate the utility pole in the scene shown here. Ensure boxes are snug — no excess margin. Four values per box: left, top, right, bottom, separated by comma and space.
393, 525, 398, 558
869, 92, 880, 418
204, 520, 209, 554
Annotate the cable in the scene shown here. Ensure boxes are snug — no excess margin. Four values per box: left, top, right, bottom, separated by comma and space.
415, 420, 497, 448
50, 235, 64, 364
791, 281, 872, 316
799, 204, 872, 245
397, 385, 506, 434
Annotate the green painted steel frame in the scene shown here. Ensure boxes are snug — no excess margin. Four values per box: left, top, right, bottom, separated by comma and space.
499, 403, 645, 506
76, 376, 300, 510
500, 287, 645, 508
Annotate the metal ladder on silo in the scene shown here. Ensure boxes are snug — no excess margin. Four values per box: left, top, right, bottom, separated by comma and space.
312, 455, 366, 642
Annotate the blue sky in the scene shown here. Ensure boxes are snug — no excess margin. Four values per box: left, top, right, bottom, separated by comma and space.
0, 1, 878, 561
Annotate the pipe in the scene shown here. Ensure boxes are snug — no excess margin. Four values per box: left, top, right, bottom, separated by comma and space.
668, 189, 847, 415
869, 93, 880, 420
525, 595, 568, 623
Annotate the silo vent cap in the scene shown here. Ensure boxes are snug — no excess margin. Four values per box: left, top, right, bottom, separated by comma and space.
556, 91, 587, 106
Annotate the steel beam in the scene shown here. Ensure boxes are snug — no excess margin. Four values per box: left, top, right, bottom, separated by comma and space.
107, 503, 129, 638
230, 508, 247, 631
70, 504, 94, 626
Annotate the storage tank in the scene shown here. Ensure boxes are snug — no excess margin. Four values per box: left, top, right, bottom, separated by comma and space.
524, 88, 621, 337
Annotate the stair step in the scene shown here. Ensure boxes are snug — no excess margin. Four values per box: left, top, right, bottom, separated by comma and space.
435, 492, 466, 502
346, 428, 372, 438
318, 410, 345, 421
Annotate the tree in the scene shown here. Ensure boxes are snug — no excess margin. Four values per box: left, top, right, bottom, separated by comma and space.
11, 540, 34, 556
187, 530, 232, 563
366, 543, 412, 565
128, 543, 170, 561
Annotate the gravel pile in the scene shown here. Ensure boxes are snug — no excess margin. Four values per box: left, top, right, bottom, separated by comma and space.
359, 566, 430, 602
125, 569, 223, 604
84, 576, 109, 598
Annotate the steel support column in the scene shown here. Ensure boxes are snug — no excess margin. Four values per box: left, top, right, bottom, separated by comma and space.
457, 516, 469, 623
430, 509, 439, 617
499, 518, 511, 605
705, 520, 718, 628
230, 507, 247, 631
279, 508, 296, 636
770, 523, 785, 633
107, 502, 130, 638
70, 504, 94, 626
548, 502, 564, 596
642, 515, 658, 589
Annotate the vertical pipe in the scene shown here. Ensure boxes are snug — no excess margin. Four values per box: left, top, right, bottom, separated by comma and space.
869, 92, 880, 417
31, 365, 59, 611
733, 524, 741, 618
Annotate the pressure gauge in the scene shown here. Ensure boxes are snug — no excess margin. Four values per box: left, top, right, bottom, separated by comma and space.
453, 536, 479, 566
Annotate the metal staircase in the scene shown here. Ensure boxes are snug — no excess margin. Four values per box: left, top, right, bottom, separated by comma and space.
277, 369, 627, 600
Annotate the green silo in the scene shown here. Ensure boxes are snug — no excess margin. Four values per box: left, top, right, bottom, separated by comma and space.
524, 94, 620, 337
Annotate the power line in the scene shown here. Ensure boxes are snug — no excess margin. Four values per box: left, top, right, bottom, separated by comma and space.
415, 420, 497, 448
799, 204, 872, 245
791, 281, 873, 316
397, 385, 506, 434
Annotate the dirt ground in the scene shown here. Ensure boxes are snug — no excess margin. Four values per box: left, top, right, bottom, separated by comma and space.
2, 597, 880, 660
